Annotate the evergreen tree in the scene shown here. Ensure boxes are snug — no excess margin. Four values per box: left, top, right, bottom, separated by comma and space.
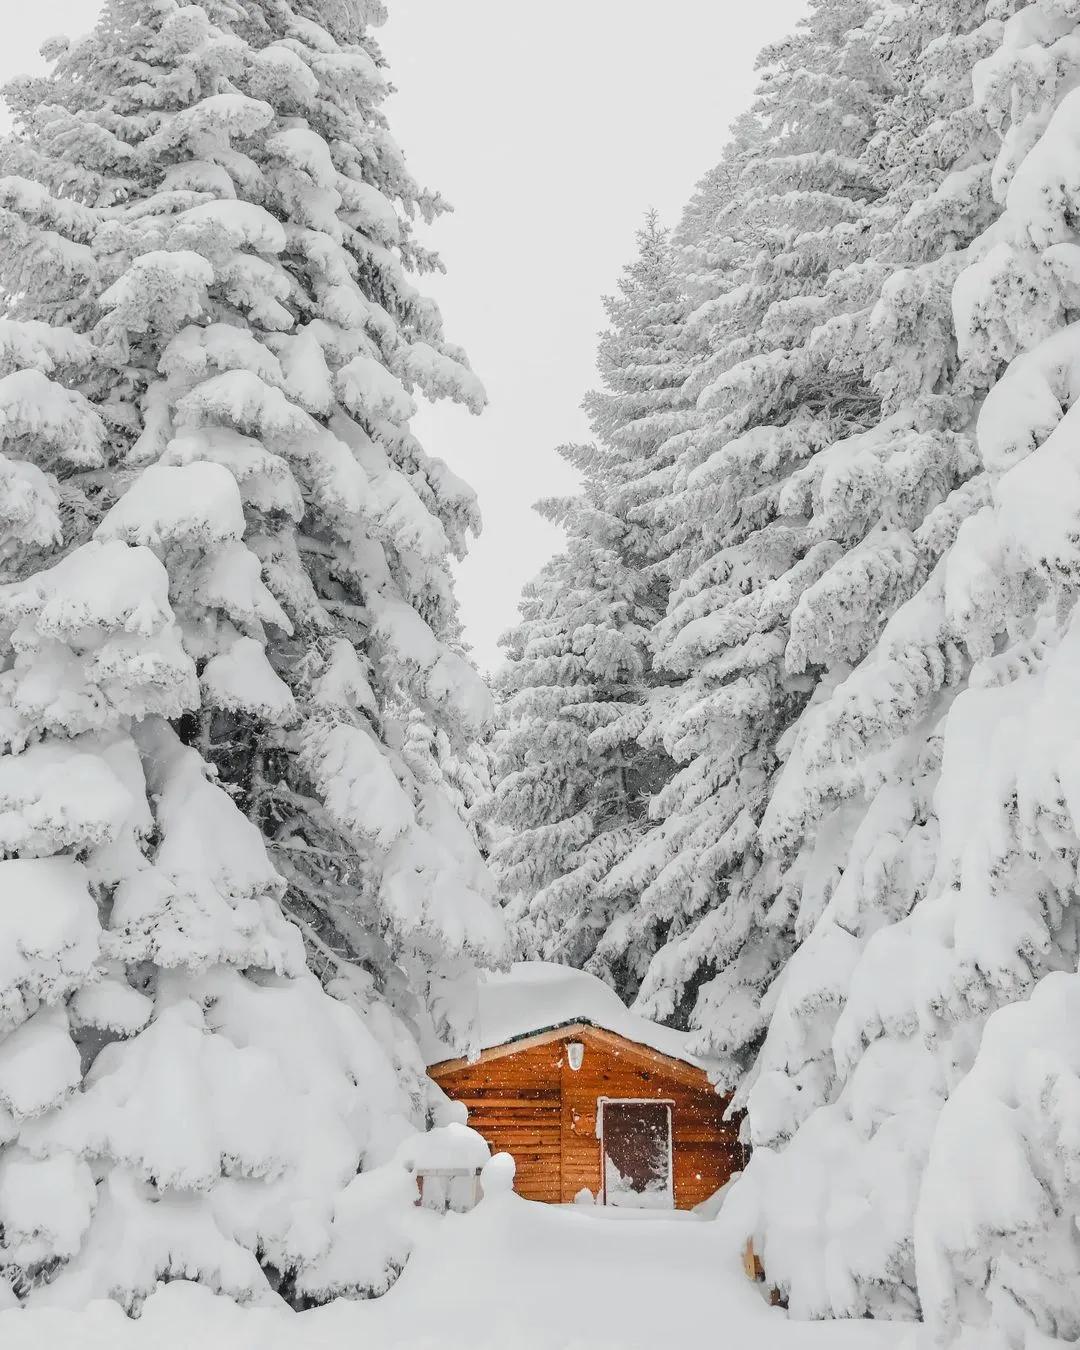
488, 217, 689, 993
738, 0, 1080, 1330
0, 0, 502, 1307
742, 0, 998, 1152
594, 0, 894, 1076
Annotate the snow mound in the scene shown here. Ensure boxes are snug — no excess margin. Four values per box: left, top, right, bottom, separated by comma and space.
393, 1123, 490, 1174
0, 1187, 910, 1350
424, 961, 708, 1067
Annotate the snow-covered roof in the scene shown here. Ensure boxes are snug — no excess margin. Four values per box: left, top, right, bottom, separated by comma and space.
425, 962, 706, 1068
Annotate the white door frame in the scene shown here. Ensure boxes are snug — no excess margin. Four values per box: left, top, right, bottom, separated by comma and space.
597, 1097, 675, 1207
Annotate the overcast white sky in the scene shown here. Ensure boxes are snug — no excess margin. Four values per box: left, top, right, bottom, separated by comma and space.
2, 1, 807, 671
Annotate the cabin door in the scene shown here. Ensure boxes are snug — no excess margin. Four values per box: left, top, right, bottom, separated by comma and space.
600, 1100, 673, 1209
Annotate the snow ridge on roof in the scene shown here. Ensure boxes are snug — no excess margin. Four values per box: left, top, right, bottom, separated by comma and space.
426, 962, 706, 1068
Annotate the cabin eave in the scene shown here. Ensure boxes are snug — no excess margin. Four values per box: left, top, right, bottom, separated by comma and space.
429, 1019, 714, 1091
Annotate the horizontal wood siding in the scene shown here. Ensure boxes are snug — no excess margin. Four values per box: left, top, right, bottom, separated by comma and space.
435, 1039, 563, 1202
430, 1024, 743, 1210
559, 1027, 740, 1208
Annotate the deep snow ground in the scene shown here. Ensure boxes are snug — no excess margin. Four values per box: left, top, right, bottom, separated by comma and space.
0, 1185, 915, 1350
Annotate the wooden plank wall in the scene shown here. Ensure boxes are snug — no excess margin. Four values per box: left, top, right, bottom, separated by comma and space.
432, 1026, 743, 1209
561, 1028, 741, 1207
435, 1038, 564, 1203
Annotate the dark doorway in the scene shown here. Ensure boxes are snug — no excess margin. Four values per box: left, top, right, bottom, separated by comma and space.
600, 1100, 673, 1208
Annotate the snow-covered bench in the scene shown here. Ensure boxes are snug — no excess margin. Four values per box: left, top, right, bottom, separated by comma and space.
396, 1121, 492, 1213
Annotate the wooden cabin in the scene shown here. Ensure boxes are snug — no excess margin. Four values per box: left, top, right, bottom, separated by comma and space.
427, 963, 743, 1209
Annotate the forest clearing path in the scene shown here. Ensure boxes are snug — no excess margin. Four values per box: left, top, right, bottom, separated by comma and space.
364, 1191, 914, 1348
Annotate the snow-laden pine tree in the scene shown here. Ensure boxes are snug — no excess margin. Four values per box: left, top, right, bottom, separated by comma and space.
591, 0, 897, 1072
402, 704, 495, 860
741, 0, 1000, 1144
488, 217, 689, 992
0, 0, 502, 1308
738, 0, 1080, 1331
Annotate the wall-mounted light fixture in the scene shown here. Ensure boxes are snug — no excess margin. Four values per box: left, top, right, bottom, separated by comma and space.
567, 1041, 584, 1071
